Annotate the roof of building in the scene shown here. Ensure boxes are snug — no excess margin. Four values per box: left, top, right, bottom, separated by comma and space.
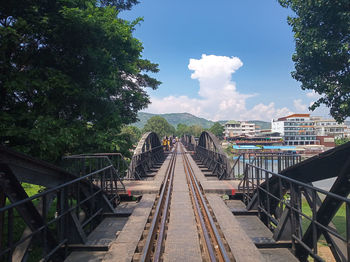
277, 113, 310, 121
225, 120, 240, 125
255, 131, 281, 137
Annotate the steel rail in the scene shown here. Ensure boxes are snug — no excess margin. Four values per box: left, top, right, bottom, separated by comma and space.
140, 144, 177, 262
181, 143, 231, 262
184, 154, 217, 261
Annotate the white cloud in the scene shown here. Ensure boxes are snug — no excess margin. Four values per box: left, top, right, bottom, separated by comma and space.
241, 102, 292, 121
306, 90, 320, 98
145, 54, 293, 121
293, 99, 308, 112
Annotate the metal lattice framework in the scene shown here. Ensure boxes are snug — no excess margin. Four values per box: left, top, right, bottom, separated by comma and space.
195, 131, 231, 180
0, 146, 119, 261
239, 142, 350, 262
181, 135, 196, 151
127, 132, 164, 180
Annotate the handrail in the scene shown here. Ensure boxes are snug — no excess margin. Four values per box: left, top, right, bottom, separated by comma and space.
240, 161, 350, 261
0, 165, 112, 212
245, 163, 350, 203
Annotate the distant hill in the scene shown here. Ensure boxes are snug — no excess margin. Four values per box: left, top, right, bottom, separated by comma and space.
132, 112, 214, 129
132, 112, 271, 130
248, 120, 271, 130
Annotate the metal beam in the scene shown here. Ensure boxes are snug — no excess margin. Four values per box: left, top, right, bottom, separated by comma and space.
0, 146, 76, 187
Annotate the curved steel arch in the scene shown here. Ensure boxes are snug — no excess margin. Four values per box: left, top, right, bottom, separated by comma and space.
195, 131, 231, 179
127, 132, 164, 179
181, 134, 196, 151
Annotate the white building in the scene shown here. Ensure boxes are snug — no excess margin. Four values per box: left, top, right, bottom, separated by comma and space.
271, 114, 317, 145
311, 117, 347, 138
224, 120, 255, 138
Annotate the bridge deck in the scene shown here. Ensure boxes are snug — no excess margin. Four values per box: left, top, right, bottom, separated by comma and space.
65, 147, 298, 262
163, 153, 202, 262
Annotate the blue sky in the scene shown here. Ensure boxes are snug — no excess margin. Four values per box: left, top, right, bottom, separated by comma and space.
120, 0, 329, 121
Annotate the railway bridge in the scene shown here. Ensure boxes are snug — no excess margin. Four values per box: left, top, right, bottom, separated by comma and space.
1, 131, 350, 262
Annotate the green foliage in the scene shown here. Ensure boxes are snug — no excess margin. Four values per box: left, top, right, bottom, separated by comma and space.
335, 137, 350, 146
224, 144, 233, 156
142, 116, 175, 139
209, 122, 224, 138
175, 123, 204, 138
175, 123, 189, 137
190, 125, 204, 137
121, 125, 142, 146
0, 0, 160, 162
21, 183, 45, 197
279, 0, 350, 122
301, 198, 346, 240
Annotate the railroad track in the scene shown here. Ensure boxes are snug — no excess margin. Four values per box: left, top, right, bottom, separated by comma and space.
133, 143, 233, 262
181, 144, 233, 262
133, 144, 177, 262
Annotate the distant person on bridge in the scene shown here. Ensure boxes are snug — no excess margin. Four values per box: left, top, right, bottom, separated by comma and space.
163, 137, 168, 151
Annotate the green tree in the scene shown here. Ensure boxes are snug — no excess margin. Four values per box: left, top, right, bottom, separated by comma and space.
279, 0, 350, 122
209, 122, 224, 139
0, 0, 160, 162
121, 125, 142, 146
142, 116, 175, 139
190, 125, 204, 137
335, 137, 350, 146
176, 123, 189, 137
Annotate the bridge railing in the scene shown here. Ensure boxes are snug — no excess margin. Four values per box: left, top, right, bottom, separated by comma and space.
126, 145, 164, 179
195, 145, 230, 180
181, 135, 196, 151
126, 132, 164, 180
0, 163, 118, 262
231, 152, 301, 179
62, 153, 127, 193
241, 163, 350, 262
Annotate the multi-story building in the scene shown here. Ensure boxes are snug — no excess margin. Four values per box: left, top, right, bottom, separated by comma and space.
311, 117, 347, 138
271, 114, 317, 145
224, 120, 255, 138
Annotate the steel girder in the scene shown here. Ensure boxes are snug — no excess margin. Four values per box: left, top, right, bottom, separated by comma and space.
181, 135, 196, 151
195, 131, 231, 180
0, 148, 117, 261
239, 142, 350, 262
0, 146, 75, 187
127, 132, 164, 180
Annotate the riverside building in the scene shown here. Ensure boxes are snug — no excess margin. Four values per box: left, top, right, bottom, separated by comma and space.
311, 116, 347, 138
224, 120, 255, 138
271, 114, 317, 145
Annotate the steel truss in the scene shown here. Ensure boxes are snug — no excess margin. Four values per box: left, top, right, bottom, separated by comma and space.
240, 142, 350, 262
181, 135, 196, 151
0, 146, 120, 261
127, 132, 165, 180
194, 131, 231, 180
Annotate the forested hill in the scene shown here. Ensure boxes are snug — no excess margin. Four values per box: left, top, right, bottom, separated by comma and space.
132, 112, 213, 129
132, 112, 271, 130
